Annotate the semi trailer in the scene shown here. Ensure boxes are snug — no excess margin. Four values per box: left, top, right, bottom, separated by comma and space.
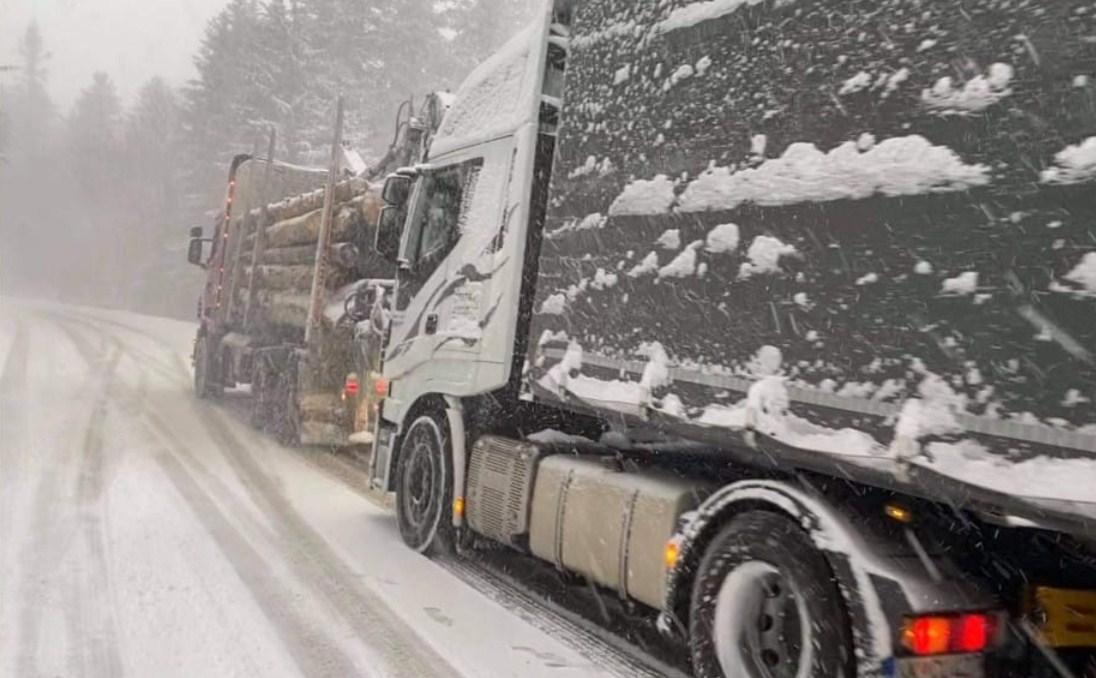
366, 1, 1096, 676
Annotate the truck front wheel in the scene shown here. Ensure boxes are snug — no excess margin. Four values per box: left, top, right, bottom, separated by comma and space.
395, 414, 454, 556
689, 511, 853, 678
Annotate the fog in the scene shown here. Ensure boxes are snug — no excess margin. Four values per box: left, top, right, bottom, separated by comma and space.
0, 0, 536, 318
0, 0, 227, 109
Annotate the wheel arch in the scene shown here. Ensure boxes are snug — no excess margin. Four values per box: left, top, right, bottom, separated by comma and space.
662, 479, 897, 677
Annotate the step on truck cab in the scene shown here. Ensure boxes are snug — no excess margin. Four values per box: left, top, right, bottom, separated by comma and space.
368, 1, 1096, 676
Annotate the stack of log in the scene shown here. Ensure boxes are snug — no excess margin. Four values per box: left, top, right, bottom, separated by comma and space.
229, 176, 386, 330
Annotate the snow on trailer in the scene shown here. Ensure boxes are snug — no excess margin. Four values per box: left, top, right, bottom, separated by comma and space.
526, 0, 1096, 525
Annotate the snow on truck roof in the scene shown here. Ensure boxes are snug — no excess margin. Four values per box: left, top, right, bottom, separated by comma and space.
429, 17, 546, 158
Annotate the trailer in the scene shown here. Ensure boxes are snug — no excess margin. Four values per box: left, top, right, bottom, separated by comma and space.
367, 2, 1096, 676
185, 95, 447, 445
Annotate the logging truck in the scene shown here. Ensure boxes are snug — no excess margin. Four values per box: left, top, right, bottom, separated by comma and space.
367, 2, 1096, 677
185, 95, 447, 445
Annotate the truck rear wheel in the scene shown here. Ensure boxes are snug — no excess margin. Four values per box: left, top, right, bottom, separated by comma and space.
250, 358, 274, 430
689, 511, 852, 678
271, 356, 300, 446
395, 414, 454, 556
194, 334, 222, 399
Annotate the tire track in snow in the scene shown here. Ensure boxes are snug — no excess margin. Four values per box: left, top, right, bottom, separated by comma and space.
73, 348, 126, 678
0, 315, 29, 392
65, 309, 455, 678
438, 555, 685, 678
50, 313, 368, 678
137, 416, 369, 678
51, 317, 144, 678
46, 317, 128, 678
62, 308, 688, 678
0, 316, 30, 542
193, 406, 457, 678
290, 449, 686, 678
0, 315, 30, 477
11, 315, 125, 678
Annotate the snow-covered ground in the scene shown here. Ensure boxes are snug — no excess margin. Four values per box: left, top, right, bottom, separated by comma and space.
0, 299, 646, 678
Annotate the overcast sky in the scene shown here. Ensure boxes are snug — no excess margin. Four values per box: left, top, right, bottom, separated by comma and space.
0, 0, 229, 110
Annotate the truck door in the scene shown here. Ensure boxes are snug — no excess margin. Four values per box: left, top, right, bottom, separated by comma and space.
385, 155, 486, 388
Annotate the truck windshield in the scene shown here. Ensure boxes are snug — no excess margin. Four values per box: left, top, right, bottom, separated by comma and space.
406, 158, 483, 267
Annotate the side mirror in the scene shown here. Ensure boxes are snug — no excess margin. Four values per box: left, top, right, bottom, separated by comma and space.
187, 227, 207, 266
382, 173, 413, 207
374, 205, 402, 263
187, 237, 206, 266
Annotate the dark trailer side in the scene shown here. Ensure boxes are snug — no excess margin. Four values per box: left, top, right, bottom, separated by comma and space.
368, 1, 1096, 677
527, 0, 1096, 674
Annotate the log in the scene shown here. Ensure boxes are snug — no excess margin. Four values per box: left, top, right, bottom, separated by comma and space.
255, 265, 315, 291
264, 202, 359, 249
244, 191, 378, 248
259, 243, 317, 266
250, 242, 356, 268
248, 176, 370, 224
240, 259, 358, 294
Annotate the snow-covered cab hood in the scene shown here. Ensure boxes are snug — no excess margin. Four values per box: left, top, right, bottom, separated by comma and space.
429, 15, 548, 159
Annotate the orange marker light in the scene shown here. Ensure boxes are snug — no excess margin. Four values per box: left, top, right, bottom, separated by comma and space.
884, 503, 913, 523
453, 496, 465, 519
664, 540, 680, 570
903, 617, 951, 655
373, 377, 389, 398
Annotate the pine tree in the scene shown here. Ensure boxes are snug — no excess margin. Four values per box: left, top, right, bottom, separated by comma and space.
0, 22, 59, 297
182, 0, 267, 211
65, 71, 127, 303
69, 72, 123, 190
11, 21, 55, 146
127, 77, 183, 216
124, 78, 198, 314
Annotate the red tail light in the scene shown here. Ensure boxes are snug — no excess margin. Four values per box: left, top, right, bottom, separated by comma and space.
954, 613, 992, 653
343, 374, 360, 398
902, 613, 996, 656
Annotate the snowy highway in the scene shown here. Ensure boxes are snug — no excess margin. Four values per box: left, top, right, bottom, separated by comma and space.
0, 300, 679, 678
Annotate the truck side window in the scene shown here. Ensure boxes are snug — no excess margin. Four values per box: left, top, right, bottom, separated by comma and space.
407, 158, 483, 270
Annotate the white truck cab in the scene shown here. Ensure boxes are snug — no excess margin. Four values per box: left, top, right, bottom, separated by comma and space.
370, 7, 562, 489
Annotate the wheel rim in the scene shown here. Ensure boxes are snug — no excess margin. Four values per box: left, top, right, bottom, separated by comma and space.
713, 561, 812, 678
402, 425, 440, 533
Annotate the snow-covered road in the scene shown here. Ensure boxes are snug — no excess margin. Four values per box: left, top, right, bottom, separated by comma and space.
0, 300, 665, 678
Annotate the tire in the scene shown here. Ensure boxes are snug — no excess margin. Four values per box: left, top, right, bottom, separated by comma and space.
271, 359, 300, 447
394, 413, 455, 555
689, 511, 853, 678
250, 358, 273, 430
194, 334, 222, 399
